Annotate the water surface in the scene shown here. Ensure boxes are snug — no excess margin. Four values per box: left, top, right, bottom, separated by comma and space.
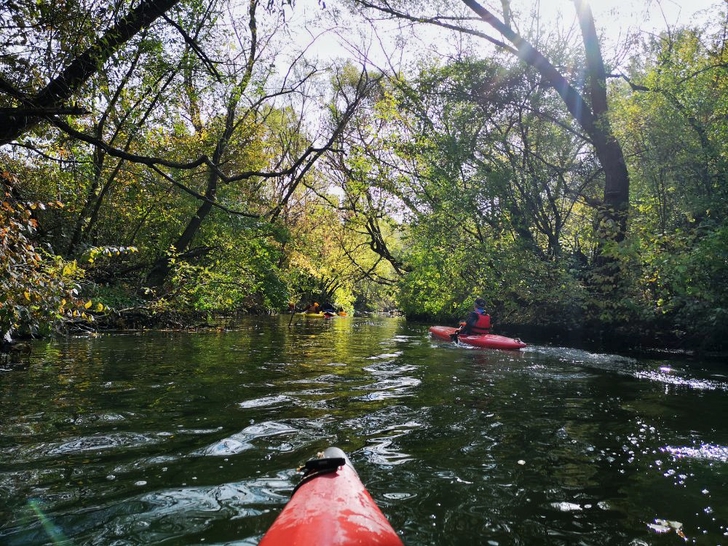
1, 316, 727, 544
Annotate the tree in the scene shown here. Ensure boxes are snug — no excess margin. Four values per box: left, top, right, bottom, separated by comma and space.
139, 3, 377, 288
276, 64, 402, 311
346, 0, 631, 303
1, 0, 386, 331
613, 20, 728, 347
2, 0, 376, 301
362, 56, 591, 323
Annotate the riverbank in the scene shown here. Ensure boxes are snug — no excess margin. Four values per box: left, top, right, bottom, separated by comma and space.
52, 305, 728, 358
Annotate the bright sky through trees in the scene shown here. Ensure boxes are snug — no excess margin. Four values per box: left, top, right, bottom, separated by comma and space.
285, 0, 722, 68
586, 0, 718, 31
566, 0, 720, 46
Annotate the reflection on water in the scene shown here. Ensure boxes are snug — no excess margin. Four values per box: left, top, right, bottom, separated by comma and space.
1, 316, 727, 545
663, 443, 728, 462
634, 367, 728, 391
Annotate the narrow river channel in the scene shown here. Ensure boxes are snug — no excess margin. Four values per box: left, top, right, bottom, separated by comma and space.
1, 315, 727, 545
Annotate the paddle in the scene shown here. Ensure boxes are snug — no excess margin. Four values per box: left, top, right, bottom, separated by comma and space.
288, 303, 296, 327
450, 320, 467, 343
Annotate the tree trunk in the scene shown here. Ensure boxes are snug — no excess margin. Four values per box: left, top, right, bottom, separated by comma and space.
461, 0, 630, 295
145, 125, 228, 287
146, 0, 260, 288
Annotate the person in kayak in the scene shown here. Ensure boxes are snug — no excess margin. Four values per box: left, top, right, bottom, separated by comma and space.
455, 297, 491, 336
304, 302, 320, 313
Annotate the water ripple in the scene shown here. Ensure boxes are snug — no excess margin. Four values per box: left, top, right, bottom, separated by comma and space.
353, 376, 421, 401
238, 395, 296, 409
93, 474, 294, 544
362, 437, 413, 466
47, 432, 162, 456
367, 351, 403, 360
356, 418, 422, 466
196, 421, 297, 456
364, 363, 418, 375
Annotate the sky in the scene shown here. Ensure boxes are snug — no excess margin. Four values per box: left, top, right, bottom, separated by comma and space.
584, 0, 720, 29
556, 0, 722, 40
288, 0, 724, 68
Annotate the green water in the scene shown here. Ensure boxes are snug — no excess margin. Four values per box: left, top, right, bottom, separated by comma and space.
1, 316, 727, 545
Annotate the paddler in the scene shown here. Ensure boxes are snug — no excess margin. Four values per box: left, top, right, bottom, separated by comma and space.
454, 297, 492, 336
304, 302, 320, 313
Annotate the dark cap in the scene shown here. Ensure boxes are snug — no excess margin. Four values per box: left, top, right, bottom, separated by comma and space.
475, 298, 486, 308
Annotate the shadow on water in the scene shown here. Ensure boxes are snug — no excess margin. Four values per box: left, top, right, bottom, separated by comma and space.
1, 315, 727, 545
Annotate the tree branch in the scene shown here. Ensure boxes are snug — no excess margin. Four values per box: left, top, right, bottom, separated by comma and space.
0, 0, 182, 145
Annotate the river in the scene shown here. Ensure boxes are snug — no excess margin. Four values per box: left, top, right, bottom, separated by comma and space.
1, 315, 727, 545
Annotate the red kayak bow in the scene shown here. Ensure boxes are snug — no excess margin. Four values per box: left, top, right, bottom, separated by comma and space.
259, 447, 403, 545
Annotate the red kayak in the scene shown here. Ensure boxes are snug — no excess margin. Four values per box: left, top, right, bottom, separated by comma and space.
429, 325, 527, 350
259, 447, 403, 545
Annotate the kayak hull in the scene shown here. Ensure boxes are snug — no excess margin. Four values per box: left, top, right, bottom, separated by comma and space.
429, 325, 526, 350
260, 447, 403, 546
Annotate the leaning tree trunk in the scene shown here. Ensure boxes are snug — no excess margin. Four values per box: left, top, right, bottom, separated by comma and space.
574, 0, 631, 320
461, 0, 631, 311
144, 167, 219, 287
0, 0, 181, 145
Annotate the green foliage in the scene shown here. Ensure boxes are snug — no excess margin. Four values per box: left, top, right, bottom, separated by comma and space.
611, 22, 728, 347
154, 227, 289, 314
638, 222, 728, 343
381, 54, 598, 328
81, 245, 139, 265
678, 226, 728, 339
397, 247, 463, 320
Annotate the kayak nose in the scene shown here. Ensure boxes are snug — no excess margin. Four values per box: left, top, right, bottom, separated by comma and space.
259, 447, 404, 545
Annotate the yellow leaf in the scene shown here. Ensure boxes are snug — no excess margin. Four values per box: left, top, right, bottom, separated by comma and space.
84, 300, 93, 309
24, 290, 31, 301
